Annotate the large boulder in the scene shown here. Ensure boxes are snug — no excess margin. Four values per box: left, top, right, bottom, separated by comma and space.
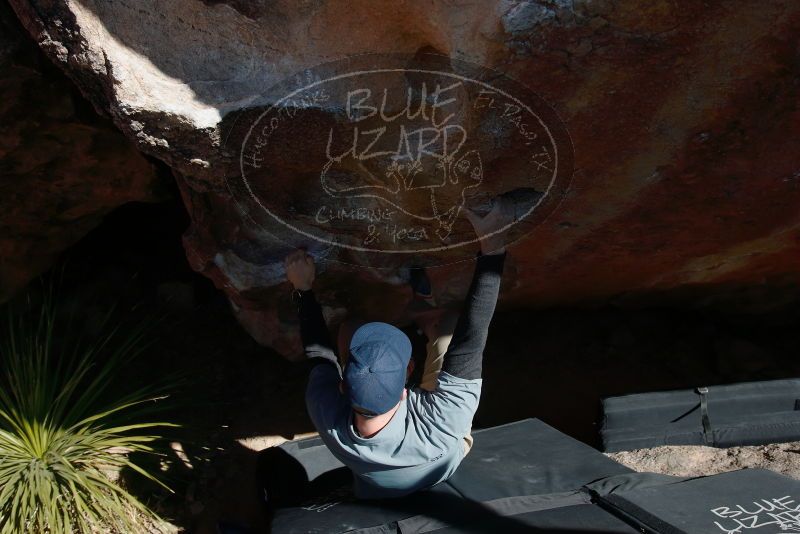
7, 0, 800, 358
0, 0, 164, 302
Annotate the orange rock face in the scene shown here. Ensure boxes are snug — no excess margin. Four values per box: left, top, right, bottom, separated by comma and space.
6, 0, 800, 357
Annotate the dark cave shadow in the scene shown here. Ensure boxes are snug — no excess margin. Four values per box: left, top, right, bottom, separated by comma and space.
124, 438, 272, 533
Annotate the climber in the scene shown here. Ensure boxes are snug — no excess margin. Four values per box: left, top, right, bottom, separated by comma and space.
284, 197, 514, 499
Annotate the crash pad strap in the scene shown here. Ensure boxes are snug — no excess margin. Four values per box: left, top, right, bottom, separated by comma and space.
696, 386, 713, 446
598, 494, 688, 534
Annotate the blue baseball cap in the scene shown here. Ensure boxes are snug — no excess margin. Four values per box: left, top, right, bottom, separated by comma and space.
344, 322, 412, 416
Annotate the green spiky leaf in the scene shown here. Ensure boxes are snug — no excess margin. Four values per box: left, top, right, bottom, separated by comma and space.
0, 287, 178, 533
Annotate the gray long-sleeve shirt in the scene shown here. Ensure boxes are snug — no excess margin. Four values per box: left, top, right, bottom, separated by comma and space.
296, 251, 506, 498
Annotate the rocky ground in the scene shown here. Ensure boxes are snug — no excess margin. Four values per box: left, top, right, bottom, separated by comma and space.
609, 442, 800, 481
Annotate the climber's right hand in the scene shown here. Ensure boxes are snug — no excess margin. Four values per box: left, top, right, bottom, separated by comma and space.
285, 249, 315, 291
465, 195, 515, 256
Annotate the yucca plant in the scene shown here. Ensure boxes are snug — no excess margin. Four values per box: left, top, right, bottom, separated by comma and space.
0, 289, 178, 533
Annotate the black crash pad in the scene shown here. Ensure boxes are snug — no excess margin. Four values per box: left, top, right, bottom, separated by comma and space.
263, 419, 800, 533
446, 418, 633, 501
263, 418, 633, 533
601, 378, 800, 452
422, 501, 641, 533
594, 468, 800, 534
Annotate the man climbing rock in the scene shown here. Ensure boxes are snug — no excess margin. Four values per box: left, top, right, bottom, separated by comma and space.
284, 198, 513, 498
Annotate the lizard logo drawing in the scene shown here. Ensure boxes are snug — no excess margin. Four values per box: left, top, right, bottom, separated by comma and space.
320, 146, 483, 241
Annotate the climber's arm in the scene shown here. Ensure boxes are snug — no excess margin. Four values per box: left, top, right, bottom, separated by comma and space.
285, 249, 339, 368
440, 250, 505, 379
286, 249, 346, 432
294, 288, 339, 366
440, 198, 513, 380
